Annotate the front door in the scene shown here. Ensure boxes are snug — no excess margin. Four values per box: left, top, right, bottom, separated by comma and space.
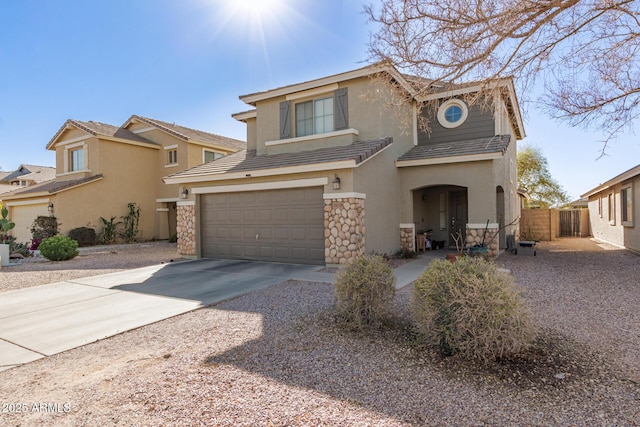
449, 190, 468, 247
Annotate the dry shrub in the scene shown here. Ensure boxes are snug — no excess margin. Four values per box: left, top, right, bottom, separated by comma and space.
334, 254, 396, 330
412, 256, 537, 362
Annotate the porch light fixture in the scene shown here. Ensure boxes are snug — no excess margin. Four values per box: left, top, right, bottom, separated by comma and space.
48, 202, 54, 216
181, 187, 189, 199
332, 174, 341, 190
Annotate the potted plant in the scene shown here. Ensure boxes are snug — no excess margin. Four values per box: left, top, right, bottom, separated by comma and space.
0, 205, 16, 266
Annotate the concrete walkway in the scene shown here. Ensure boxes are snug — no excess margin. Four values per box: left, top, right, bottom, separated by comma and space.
0, 253, 440, 372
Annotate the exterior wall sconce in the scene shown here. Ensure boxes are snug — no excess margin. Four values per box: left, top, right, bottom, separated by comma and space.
181, 187, 189, 199
332, 174, 341, 190
48, 202, 54, 216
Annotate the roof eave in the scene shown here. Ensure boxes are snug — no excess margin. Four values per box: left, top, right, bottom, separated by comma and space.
396, 151, 504, 167
239, 63, 416, 106
581, 164, 640, 198
164, 160, 358, 185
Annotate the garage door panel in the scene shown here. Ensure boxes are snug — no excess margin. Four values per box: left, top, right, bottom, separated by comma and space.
201, 187, 324, 264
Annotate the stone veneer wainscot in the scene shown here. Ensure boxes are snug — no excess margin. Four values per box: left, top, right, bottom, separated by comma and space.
176, 202, 196, 256
324, 194, 365, 265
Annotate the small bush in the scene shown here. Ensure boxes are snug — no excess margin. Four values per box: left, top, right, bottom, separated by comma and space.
412, 257, 536, 362
68, 227, 97, 247
39, 235, 79, 261
31, 216, 58, 240
334, 254, 396, 330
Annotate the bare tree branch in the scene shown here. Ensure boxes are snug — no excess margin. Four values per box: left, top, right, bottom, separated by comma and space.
366, 0, 640, 153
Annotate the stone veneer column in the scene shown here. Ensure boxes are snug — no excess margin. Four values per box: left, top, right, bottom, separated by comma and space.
176, 202, 196, 256
465, 223, 499, 258
399, 223, 416, 252
324, 195, 365, 265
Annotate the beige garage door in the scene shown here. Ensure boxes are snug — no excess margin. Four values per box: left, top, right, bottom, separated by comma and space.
201, 187, 325, 265
11, 203, 49, 243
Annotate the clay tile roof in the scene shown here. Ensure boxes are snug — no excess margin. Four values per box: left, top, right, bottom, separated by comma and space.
397, 135, 511, 161
3, 175, 103, 197
166, 138, 393, 180
130, 115, 246, 150
48, 119, 158, 148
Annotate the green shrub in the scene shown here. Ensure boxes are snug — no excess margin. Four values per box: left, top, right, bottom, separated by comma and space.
30, 216, 58, 241
68, 227, 97, 247
412, 257, 536, 362
334, 254, 396, 330
97, 216, 121, 244
39, 235, 79, 261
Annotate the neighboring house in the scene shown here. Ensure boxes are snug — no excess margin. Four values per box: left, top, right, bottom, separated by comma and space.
165, 63, 525, 265
582, 164, 639, 253
1, 116, 244, 243
0, 164, 55, 194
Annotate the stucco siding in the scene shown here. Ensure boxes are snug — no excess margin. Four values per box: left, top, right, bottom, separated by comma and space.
587, 176, 640, 252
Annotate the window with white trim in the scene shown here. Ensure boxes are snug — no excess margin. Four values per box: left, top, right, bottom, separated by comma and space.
621, 185, 633, 226
598, 195, 602, 218
167, 149, 178, 165
295, 97, 334, 137
70, 147, 84, 171
437, 99, 469, 128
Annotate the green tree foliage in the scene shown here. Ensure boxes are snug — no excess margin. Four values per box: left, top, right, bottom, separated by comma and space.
518, 145, 569, 208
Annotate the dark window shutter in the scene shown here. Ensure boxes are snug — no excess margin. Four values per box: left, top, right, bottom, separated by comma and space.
279, 101, 291, 139
334, 88, 348, 130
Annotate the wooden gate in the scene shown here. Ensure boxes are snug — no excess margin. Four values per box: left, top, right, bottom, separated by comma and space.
560, 210, 582, 237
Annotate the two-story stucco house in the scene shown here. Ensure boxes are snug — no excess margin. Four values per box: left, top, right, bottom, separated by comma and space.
582, 164, 639, 253
1, 116, 245, 243
165, 63, 525, 265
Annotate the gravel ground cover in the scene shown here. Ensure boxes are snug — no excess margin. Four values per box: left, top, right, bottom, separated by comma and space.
0, 241, 182, 292
0, 238, 639, 426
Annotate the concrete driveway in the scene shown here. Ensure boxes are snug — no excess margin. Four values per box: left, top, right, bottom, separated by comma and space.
0, 259, 333, 371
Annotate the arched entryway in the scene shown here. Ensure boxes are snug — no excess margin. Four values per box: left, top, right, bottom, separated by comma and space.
412, 185, 468, 249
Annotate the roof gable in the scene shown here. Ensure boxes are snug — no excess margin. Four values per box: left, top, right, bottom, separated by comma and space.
123, 115, 246, 151
46, 119, 158, 150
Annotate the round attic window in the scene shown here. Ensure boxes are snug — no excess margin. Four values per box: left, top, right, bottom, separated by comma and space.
437, 99, 468, 128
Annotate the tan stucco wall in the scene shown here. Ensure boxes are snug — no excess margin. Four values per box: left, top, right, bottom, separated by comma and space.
588, 176, 639, 252
246, 118, 257, 151
53, 140, 159, 239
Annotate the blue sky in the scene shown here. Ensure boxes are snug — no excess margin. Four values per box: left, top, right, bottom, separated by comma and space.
1, 0, 637, 199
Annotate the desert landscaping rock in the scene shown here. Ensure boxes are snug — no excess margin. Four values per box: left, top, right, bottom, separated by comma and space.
0, 238, 639, 425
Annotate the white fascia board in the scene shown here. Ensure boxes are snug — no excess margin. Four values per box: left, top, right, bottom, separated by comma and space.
156, 197, 180, 203
396, 152, 503, 168
232, 110, 257, 122
4, 197, 51, 207
193, 177, 329, 194
177, 201, 195, 206
164, 160, 356, 185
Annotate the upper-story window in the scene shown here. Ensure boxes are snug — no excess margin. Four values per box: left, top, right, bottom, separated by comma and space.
70, 147, 84, 171
204, 149, 224, 163
167, 149, 177, 165
295, 97, 334, 137
437, 99, 469, 129
279, 87, 348, 140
